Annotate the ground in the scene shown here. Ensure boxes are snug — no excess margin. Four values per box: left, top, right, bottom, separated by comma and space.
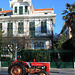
0, 67, 75, 75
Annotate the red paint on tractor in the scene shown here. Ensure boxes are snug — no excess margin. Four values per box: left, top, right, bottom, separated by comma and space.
30, 62, 50, 73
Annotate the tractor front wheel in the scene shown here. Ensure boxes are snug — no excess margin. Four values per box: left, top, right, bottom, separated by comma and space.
38, 71, 48, 75
8, 62, 26, 75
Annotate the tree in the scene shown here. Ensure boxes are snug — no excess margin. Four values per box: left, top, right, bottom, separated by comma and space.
54, 34, 66, 50
0, 30, 3, 60
62, 2, 75, 61
2, 35, 31, 60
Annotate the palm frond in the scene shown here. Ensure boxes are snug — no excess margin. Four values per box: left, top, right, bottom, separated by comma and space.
62, 10, 68, 15
66, 3, 71, 7
63, 14, 69, 20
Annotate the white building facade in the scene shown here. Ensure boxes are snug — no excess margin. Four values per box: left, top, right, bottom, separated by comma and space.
0, 0, 56, 49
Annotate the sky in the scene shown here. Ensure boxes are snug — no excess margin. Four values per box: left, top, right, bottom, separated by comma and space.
0, 0, 75, 34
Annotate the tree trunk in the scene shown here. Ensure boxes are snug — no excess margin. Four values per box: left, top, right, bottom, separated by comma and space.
70, 14, 75, 62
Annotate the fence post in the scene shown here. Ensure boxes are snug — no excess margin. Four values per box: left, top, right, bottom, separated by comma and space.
49, 50, 50, 62
0, 61, 1, 67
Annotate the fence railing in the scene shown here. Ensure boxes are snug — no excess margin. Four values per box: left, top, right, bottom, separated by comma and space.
17, 50, 73, 62
0, 49, 74, 68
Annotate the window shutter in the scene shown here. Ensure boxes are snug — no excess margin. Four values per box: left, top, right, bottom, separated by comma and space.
18, 22, 24, 34
19, 6, 23, 14
0, 23, 2, 30
15, 7, 17, 13
41, 21, 43, 33
41, 21, 47, 33
18, 22, 20, 33
7, 23, 13, 36
29, 21, 35, 37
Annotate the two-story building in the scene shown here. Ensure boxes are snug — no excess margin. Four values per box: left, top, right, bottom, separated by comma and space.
0, 0, 56, 49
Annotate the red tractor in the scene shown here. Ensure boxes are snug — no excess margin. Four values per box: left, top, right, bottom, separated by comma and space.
8, 45, 50, 75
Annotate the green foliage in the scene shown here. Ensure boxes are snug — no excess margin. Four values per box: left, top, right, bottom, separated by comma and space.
18, 49, 50, 62
63, 3, 75, 14
0, 30, 2, 60
54, 34, 66, 50
17, 50, 73, 62
62, 2, 75, 26
62, 2, 75, 51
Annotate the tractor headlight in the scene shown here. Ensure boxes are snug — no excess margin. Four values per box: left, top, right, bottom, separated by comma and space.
41, 66, 45, 70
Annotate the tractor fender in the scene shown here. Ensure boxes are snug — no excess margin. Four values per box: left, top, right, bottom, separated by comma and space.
11, 60, 29, 68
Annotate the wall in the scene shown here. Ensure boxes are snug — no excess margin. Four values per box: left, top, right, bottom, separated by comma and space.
2, 18, 52, 37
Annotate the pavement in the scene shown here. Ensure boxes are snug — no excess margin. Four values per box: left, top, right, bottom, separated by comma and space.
0, 67, 75, 75
50, 68, 75, 74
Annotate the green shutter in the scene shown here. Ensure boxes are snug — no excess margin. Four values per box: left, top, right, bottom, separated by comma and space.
18, 22, 24, 34
7, 23, 13, 37
25, 6, 28, 12
15, 7, 17, 13
29, 21, 35, 37
0, 23, 2, 30
41, 22, 43, 33
19, 6, 23, 14
41, 21, 47, 33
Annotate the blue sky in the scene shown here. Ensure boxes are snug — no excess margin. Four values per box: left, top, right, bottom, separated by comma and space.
0, 0, 75, 34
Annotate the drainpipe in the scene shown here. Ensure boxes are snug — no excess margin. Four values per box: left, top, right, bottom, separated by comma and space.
51, 27, 54, 50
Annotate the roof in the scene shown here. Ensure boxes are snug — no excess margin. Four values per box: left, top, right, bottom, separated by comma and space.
34, 8, 53, 11
0, 10, 12, 14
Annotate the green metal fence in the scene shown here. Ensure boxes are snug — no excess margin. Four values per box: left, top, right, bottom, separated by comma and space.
17, 50, 73, 62
0, 49, 74, 68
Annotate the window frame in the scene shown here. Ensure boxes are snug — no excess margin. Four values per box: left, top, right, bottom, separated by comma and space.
34, 42, 44, 49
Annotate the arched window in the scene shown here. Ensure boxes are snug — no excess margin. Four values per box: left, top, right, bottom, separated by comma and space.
34, 42, 44, 49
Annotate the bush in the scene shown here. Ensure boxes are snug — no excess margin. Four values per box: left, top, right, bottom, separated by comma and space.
18, 49, 50, 62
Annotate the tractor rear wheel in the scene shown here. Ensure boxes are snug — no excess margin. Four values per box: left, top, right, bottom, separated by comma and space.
38, 71, 48, 75
8, 62, 26, 75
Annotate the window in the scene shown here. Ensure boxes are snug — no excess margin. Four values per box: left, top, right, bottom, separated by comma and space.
25, 6, 28, 13
19, 6, 23, 14
41, 21, 47, 33
34, 42, 44, 49
15, 6, 17, 13
7, 23, 13, 37
29, 21, 35, 37
45, 13, 48, 14
0, 23, 2, 30
4, 14, 7, 16
18, 22, 24, 34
